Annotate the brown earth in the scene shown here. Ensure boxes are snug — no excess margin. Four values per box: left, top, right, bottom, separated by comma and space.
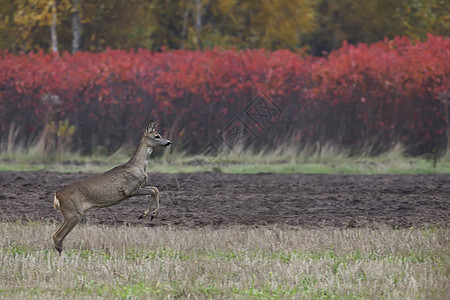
0, 171, 449, 228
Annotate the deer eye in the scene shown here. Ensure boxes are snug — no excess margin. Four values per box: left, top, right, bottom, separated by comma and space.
154, 135, 160, 139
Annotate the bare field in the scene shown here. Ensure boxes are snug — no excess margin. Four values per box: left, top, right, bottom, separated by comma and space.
1, 172, 449, 228
0, 171, 449, 299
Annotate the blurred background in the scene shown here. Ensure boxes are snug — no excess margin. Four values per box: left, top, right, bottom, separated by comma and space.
2, 0, 448, 54
0, 0, 449, 170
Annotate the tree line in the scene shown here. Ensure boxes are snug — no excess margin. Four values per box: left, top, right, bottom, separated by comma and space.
0, 0, 449, 55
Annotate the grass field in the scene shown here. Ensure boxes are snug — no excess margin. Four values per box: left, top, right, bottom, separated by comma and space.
0, 222, 448, 299
1, 146, 449, 174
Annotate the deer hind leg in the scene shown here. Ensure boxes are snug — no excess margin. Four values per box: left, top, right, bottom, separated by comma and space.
136, 187, 160, 220
53, 213, 82, 253
53, 194, 88, 254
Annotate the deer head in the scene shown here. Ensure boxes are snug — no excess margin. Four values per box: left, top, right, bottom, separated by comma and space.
144, 119, 171, 148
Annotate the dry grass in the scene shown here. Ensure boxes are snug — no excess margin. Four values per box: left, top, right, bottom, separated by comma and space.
2, 137, 450, 174
0, 222, 448, 299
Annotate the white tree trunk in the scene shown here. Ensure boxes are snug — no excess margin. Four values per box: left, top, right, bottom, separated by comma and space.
50, 0, 59, 53
194, 0, 202, 49
71, 0, 82, 53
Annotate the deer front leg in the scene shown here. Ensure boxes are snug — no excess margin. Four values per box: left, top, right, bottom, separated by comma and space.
140, 173, 148, 188
138, 195, 155, 220
133, 187, 160, 220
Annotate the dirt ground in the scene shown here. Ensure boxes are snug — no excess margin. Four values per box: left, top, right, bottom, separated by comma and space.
0, 171, 449, 228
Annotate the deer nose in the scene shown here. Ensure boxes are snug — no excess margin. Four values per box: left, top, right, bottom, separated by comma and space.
165, 141, 172, 147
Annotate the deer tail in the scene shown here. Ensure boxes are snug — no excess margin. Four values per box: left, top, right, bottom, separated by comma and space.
53, 193, 60, 210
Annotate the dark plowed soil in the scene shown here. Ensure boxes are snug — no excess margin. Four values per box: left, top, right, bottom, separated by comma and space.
0, 171, 449, 228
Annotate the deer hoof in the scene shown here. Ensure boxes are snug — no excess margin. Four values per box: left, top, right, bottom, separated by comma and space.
138, 212, 148, 220
55, 245, 62, 254
151, 210, 159, 220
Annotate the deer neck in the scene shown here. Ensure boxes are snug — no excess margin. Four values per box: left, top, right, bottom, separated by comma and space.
128, 139, 153, 171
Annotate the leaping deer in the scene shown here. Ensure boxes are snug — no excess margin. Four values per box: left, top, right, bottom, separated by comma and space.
52, 120, 171, 253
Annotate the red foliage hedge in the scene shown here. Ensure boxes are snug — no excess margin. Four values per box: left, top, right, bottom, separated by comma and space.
0, 34, 449, 155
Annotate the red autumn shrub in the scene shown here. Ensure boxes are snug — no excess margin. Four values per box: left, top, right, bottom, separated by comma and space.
0, 35, 448, 155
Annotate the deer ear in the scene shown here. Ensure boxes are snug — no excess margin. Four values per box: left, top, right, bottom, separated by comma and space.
146, 119, 154, 133
152, 120, 159, 130
146, 119, 159, 132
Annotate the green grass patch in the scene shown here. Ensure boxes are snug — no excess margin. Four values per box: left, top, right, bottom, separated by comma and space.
2, 141, 450, 174
1, 150, 449, 174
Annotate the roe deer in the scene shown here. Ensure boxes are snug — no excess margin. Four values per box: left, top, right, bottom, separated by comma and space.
52, 119, 171, 253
